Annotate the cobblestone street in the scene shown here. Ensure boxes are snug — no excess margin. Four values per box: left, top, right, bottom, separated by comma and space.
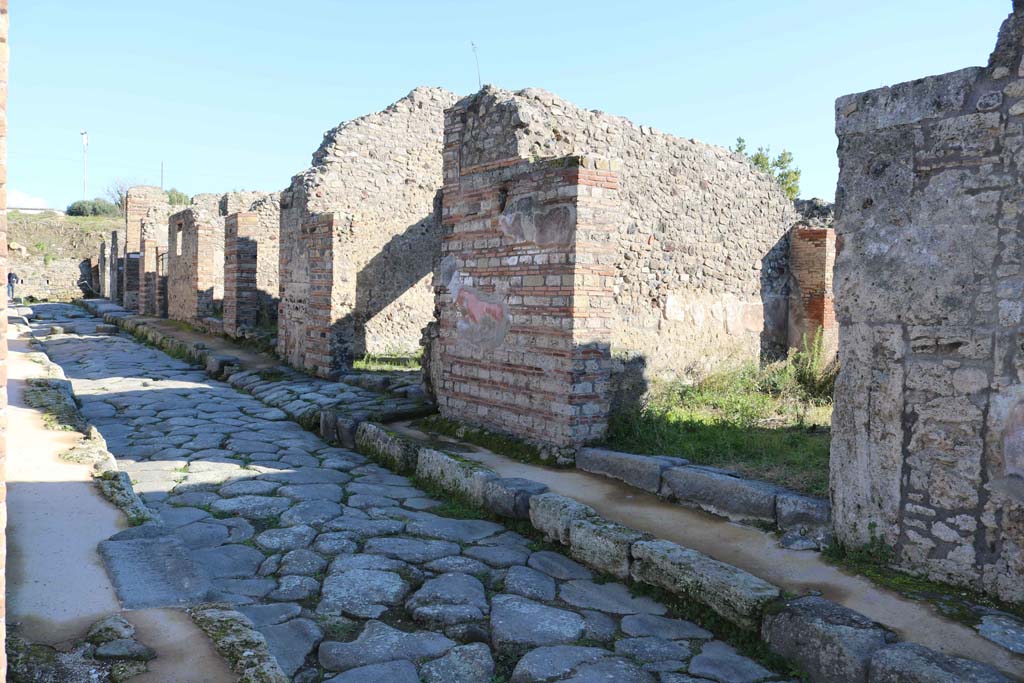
29, 304, 788, 683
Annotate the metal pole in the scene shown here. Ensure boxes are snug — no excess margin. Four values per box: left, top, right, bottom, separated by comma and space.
161, 161, 164, 190
471, 42, 481, 89
80, 130, 88, 200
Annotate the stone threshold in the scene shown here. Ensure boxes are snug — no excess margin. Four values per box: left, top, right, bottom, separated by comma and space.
351, 423, 1015, 683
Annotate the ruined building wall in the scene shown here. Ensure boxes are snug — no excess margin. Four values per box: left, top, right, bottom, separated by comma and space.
138, 204, 174, 316
448, 88, 797, 388
167, 207, 223, 323
278, 87, 457, 375
831, 7, 1024, 603
121, 186, 169, 311
107, 230, 121, 304
788, 199, 837, 362
6, 213, 106, 301
223, 193, 280, 337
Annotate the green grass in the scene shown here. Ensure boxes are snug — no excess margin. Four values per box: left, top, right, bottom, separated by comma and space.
353, 351, 422, 372
604, 337, 837, 497
415, 415, 554, 467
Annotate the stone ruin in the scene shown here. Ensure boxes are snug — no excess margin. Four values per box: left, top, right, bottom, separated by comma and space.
789, 199, 837, 361
166, 192, 278, 327
140, 203, 175, 317
832, 6, 1024, 603
423, 87, 802, 448
121, 186, 169, 312
277, 86, 458, 377
223, 193, 281, 337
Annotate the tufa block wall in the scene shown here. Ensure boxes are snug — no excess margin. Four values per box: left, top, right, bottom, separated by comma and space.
278, 87, 457, 375
447, 88, 798, 388
831, 6, 1024, 602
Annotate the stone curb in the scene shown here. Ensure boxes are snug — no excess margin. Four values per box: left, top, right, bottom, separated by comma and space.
188, 604, 290, 683
577, 446, 832, 544
354, 422, 1013, 683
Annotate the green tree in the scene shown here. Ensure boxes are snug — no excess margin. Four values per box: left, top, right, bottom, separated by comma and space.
731, 137, 801, 200
66, 198, 120, 217
166, 188, 189, 205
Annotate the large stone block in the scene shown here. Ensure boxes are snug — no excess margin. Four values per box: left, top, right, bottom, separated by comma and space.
576, 447, 686, 493
483, 477, 549, 520
762, 596, 896, 683
354, 423, 419, 474
567, 518, 649, 580
867, 643, 1010, 683
659, 465, 783, 522
528, 493, 598, 546
630, 540, 779, 630
415, 448, 497, 507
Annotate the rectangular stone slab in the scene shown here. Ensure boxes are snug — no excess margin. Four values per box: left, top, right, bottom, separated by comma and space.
99, 535, 212, 609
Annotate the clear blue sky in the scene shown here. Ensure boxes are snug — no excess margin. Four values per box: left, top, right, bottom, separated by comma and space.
9, 1, 1012, 210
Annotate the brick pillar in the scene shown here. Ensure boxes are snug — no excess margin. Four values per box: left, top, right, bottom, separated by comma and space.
123, 251, 140, 311
140, 239, 157, 315
223, 211, 259, 337
108, 230, 121, 303
156, 246, 168, 317
0, 1, 10, 675
301, 213, 339, 378
97, 241, 107, 297
788, 225, 837, 361
432, 138, 618, 450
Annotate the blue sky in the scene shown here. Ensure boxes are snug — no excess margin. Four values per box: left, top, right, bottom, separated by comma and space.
9, 1, 1011, 210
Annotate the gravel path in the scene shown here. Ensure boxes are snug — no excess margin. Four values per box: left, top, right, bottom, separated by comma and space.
32, 303, 789, 683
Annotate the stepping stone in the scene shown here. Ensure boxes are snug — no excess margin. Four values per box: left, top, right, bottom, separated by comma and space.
278, 484, 344, 502
98, 536, 212, 609
325, 517, 405, 539
219, 480, 280, 497
259, 617, 323, 677
621, 614, 712, 641
406, 515, 504, 543
318, 620, 455, 672
510, 645, 610, 682
268, 575, 320, 601
255, 525, 317, 552
558, 580, 667, 616
325, 660, 420, 683
211, 495, 291, 519
239, 603, 302, 627
490, 595, 585, 650
688, 641, 773, 683
191, 544, 265, 579
364, 537, 461, 564
94, 638, 156, 662
505, 565, 556, 601
318, 569, 410, 618
614, 637, 691, 663
420, 643, 494, 683
464, 544, 530, 568
528, 552, 593, 580
313, 533, 358, 556
564, 657, 655, 683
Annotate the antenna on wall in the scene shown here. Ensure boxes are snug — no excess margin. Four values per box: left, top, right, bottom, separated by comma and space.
471, 42, 482, 89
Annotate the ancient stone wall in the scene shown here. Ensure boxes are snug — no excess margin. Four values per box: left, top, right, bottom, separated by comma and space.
428, 98, 619, 450
167, 207, 223, 323
443, 88, 796, 393
278, 87, 457, 374
788, 199, 837, 362
223, 194, 280, 337
121, 186, 168, 311
137, 204, 174, 316
107, 230, 121, 304
97, 242, 107, 297
831, 6, 1024, 602
8, 253, 91, 301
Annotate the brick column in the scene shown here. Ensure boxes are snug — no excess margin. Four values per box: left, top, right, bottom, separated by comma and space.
0, 1, 10, 675
108, 230, 121, 303
140, 239, 158, 315
301, 213, 338, 378
432, 142, 618, 451
788, 225, 837, 361
223, 212, 259, 337
97, 241, 107, 297
123, 251, 140, 311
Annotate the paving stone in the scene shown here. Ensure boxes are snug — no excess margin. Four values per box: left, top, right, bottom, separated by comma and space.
559, 580, 667, 616
175, 520, 230, 549
319, 569, 411, 618
191, 544, 265, 579
504, 565, 556, 601
213, 577, 277, 597
581, 610, 619, 643
528, 551, 593, 581
259, 617, 323, 677
208, 516, 256, 543
564, 657, 656, 683
219, 480, 281, 497
529, 493, 598, 546
278, 484, 344, 502
99, 536, 212, 609
329, 553, 413, 575
483, 477, 549, 519
265, 467, 350, 485
238, 603, 303, 627
490, 594, 585, 650
255, 524, 317, 552
464, 543, 530, 568
569, 518, 649, 580
259, 554, 281, 576
616, 637, 692, 664
210, 495, 292, 519
313, 532, 359, 556
324, 660, 420, 683
166, 491, 221, 508
406, 515, 504, 543
318, 620, 455, 672
364, 536, 461, 563
978, 614, 1024, 655
280, 500, 343, 527
621, 614, 713, 640
348, 482, 424, 499
424, 556, 491, 576
347, 494, 399, 509
407, 573, 489, 626
688, 641, 773, 683
268, 575, 321, 601
325, 517, 405, 539
510, 645, 610, 682
420, 643, 494, 683
281, 549, 328, 576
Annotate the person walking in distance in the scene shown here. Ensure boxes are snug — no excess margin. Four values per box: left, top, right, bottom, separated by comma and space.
7, 270, 18, 300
